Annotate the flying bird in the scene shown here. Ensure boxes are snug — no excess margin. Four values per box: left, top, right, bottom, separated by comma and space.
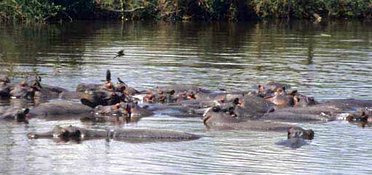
114, 49, 125, 58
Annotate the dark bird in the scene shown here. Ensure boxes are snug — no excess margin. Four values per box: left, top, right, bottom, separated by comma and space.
114, 49, 125, 58
106, 70, 111, 82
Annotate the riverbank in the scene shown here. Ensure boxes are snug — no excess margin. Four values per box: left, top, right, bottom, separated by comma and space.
0, 0, 371, 23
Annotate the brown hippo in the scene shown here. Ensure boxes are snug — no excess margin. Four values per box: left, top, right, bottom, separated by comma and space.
79, 90, 122, 108
9, 76, 68, 101
0, 106, 30, 123
27, 125, 201, 142
77, 70, 138, 107
255, 82, 291, 98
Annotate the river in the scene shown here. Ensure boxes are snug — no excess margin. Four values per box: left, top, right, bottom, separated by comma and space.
0, 20, 371, 174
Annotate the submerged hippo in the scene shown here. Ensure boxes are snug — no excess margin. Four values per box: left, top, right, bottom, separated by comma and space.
0, 106, 30, 123
27, 125, 201, 142
262, 99, 372, 123
275, 127, 315, 149
28, 100, 93, 120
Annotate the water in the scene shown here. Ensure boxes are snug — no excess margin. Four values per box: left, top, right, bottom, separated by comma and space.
0, 21, 371, 174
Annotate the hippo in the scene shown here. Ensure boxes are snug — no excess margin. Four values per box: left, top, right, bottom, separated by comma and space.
255, 82, 291, 98
252, 82, 317, 108
0, 106, 30, 123
10, 80, 34, 99
345, 108, 372, 127
27, 125, 201, 142
202, 95, 272, 127
9, 76, 68, 101
0, 75, 11, 99
79, 90, 122, 108
80, 102, 153, 123
28, 100, 93, 120
77, 70, 138, 107
143, 84, 214, 104
275, 127, 314, 149
261, 99, 372, 123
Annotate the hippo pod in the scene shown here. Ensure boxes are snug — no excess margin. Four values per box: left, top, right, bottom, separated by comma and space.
0, 106, 30, 123
80, 102, 154, 123
27, 125, 201, 142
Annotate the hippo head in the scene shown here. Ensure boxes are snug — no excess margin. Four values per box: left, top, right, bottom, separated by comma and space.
346, 109, 371, 127
264, 89, 295, 107
0, 75, 10, 84
27, 125, 84, 141
293, 94, 317, 107
257, 82, 290, 98
10, 78, 42, 99
81, 103, 132, 123
202, 106, 240, 127
15, 108, 30, 124
80, 90, 121, 108
287, 127, 314, 140
0, 83, 11, 98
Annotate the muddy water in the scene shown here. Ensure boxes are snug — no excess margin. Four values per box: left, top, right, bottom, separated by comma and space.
0, 21, 371, 174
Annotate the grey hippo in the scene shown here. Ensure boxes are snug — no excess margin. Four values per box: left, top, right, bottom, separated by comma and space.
27, 125, 201, 142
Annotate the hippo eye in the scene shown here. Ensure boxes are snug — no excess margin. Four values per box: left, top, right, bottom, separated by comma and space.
212, 106, 221, 112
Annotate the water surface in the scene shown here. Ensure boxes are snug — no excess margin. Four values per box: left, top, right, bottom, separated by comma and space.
0, 21, 371, 174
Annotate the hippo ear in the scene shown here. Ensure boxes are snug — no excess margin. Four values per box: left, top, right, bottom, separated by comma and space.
287, 128, 291, 139
233, 98, 240, 105
106, 70, 111, 82
294, 96, 300, 103
258, 85, 264, 91
169, 90, 175, 95
281, 87, 286, 92
288, 90, 298, 96
74, 130, 82, 138
37, 75, 42, 82
23, 108, 30, 114
361, 111, 366, 116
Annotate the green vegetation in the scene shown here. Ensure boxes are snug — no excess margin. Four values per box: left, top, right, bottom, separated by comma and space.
0, 0, 371, 23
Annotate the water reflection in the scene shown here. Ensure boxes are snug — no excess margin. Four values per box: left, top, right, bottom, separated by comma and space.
0, 20, 371, 174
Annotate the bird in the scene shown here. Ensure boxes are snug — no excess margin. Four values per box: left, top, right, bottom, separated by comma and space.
114, 49, 125, 58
